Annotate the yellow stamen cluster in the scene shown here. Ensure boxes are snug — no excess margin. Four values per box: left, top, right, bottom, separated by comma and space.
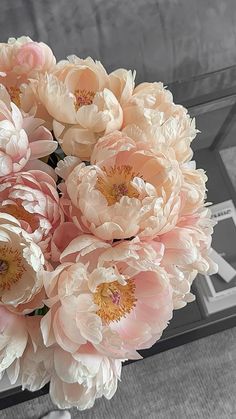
6, 86, 21, 107
96, 165, 140, 205
93, 279, 137, 324
1, 204, 39, 231
74, 89, 95, 110
0, 245, 25, 292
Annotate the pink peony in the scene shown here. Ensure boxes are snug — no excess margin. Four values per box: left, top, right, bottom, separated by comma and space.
109, 68, 136, 106
0, 85, 57, 177
40, 235, 173, 359
18, 315, 53, 390
14, 309, 123, 410
159, 209, 218, 308
0, 37, 56, 111
51, 221, 109, 263
2, 314, 51, 387
180, 161, 208, 215
0, 213, 44, 311
13, 40, 56, 76
0, 36, 56, 77
122, 82, 197, 163
49, 345, 122, 410
59, 231, 164, 270
20, 327, 122, 411
0, 170, 64, 258
0, 37, 56, 124
58, 131, 181, 241
0, 306, 28, 379
29, 56, 126, 160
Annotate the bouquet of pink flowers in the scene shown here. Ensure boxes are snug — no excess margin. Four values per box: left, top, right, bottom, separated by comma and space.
0, 36, 217, 410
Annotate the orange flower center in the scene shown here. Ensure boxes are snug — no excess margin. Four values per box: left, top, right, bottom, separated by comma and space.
93, 279, 136, 324
96, 165, 140, 205
1, 204, 39, 231
6, 86, 21, 107
0, 245, 25, 292
74, 89, 95, 110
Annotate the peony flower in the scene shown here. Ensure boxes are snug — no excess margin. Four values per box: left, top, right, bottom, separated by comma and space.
29, 56, 123, 160
58, 131, 181, 241
11, 37, 56, 76
0, 170, 64, 258
0, 36, 56, 112
0, 213, 44, 311
40, 235, 173, 359
18, 315, 53, 391
17, 313, 123, 410
180, 161, 207, 215
0, 36, 56, 76
159, 208, 218, 308
0, 306, 28, 380
163, 265, 197, 309
108, 68, 136, 106
1, 314, 52, 387
49, 345, 122, 410
51, 222, 110, 263
122, 82, 197, 163
59, 232, 164, 271
20, 326, 122, 411
0, 85, 57, 177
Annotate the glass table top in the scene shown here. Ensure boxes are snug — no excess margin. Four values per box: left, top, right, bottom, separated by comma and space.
169, 63, 236, 107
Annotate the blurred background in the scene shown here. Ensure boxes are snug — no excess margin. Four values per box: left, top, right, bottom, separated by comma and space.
1, 0, 236, 84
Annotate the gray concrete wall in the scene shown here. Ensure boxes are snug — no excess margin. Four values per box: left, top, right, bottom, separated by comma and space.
1, 0, 236, 83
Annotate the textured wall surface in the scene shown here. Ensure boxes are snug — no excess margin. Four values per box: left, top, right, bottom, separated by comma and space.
1, 0, 236, 83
